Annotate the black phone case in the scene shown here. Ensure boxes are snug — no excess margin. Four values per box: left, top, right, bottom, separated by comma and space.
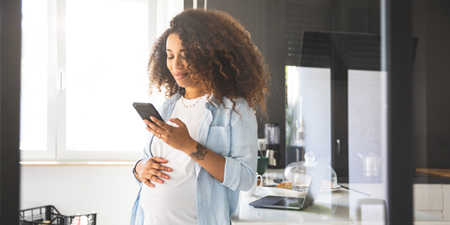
132, 102, 164, 126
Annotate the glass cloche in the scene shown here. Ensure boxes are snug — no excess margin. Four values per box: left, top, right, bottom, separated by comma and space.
283, 152, 339, 191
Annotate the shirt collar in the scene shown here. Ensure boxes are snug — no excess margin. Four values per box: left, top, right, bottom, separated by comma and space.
206, 95, 220, 108
163, 92, 182, 107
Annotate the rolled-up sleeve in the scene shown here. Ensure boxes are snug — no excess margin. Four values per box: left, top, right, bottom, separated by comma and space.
221, 101, 258, 191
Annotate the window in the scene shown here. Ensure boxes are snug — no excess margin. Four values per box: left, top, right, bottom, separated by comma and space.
21, 0, 50, 154
20, 0, 183, 161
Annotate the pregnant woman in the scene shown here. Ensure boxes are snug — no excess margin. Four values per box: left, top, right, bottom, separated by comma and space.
130, 8, 270, 225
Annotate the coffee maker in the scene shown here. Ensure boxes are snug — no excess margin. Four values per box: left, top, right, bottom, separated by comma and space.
265, 123, 281, 168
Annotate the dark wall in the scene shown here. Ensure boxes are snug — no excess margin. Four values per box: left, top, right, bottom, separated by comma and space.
0, 0, 22, 223
412, 0, 450, 169
425, 0, 450, 168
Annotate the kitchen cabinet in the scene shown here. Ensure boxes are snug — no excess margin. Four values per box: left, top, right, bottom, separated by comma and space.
414, 184, 444, 218
412, 184, 450, 220
443, 185, 450, 220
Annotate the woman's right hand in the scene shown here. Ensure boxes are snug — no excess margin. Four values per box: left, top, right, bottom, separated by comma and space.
136, 157, 172, 187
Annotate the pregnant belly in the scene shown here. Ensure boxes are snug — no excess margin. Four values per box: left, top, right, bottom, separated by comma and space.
139, 160, 197, 225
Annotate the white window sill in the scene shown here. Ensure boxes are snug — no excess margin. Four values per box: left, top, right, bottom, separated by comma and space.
20, 161, 135, 167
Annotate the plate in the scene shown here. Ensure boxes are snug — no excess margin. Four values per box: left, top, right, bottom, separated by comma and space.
320, 184, 341, 192
330, 184, 341, 192
260, 186, 306, 197
259, 184, 341, 197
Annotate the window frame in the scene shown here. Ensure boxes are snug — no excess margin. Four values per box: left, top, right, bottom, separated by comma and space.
20, 0, 182, 162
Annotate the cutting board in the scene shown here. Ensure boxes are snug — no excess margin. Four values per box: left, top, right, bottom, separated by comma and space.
416, 168, 450, 178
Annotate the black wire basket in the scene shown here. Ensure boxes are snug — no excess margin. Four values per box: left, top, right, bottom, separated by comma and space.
19, 205, 96, 225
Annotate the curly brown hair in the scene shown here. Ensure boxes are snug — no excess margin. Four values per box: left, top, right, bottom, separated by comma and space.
148, 8, 270, 113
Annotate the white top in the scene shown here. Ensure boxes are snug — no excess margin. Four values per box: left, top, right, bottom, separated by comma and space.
140, 95, 207, 225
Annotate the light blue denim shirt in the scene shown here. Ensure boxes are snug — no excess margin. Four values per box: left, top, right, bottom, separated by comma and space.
130, 93, 258, 225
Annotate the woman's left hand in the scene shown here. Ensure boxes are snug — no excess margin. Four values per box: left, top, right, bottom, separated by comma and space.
145, 116, 197, 153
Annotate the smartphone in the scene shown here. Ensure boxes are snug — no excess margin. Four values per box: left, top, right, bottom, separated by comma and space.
132, 102, 164, 126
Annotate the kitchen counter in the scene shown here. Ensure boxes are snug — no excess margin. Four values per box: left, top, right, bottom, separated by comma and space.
232, 169, 450, 224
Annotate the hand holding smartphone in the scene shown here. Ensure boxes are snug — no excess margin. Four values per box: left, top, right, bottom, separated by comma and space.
132, 102, 164, 127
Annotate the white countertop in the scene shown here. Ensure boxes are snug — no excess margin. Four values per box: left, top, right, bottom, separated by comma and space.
232, 169, 450, 225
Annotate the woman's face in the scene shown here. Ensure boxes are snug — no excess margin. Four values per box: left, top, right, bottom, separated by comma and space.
166, 33, 201, 91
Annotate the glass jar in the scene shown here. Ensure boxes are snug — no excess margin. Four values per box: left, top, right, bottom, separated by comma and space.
283, 152, 338, 191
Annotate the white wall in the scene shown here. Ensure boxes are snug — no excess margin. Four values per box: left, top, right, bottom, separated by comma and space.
21, 165, 139, 225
